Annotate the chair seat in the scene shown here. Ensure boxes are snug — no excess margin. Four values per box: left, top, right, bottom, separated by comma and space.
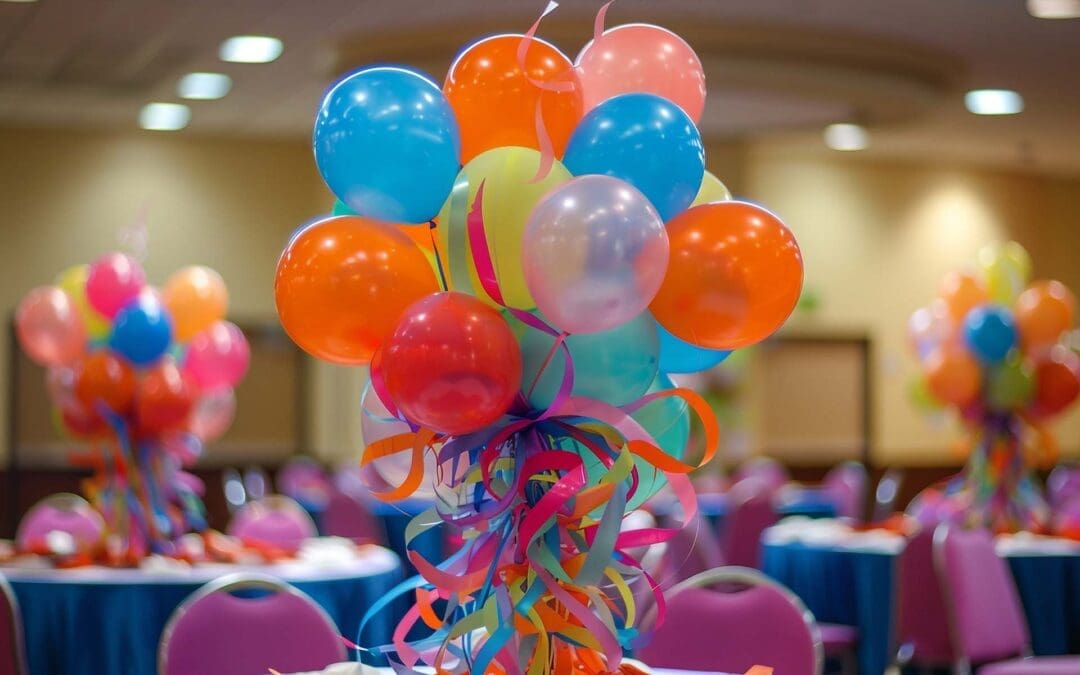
819, 622, 858, 653
979, 656, 1080, 675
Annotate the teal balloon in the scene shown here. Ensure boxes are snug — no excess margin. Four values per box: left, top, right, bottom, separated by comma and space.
987, 356, 1034, 411
519, 312, 658, 410
331, 199, 355, 216
628, 373, 690, 508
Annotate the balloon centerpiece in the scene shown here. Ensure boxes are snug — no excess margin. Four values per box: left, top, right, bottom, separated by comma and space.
907, 241, 1079, 533
280, 7, 803, 672
16, 255, 249, 564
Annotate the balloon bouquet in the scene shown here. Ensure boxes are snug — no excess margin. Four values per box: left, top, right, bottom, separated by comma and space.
276, 6, 803, 673
907, 241, 1079, 533
15, 254, 249, 564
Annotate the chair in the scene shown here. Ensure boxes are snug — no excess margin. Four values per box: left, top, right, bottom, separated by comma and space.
0, 573, 28, 675
227, 496, 317, 550
159, 573, 346, 675
934, 526, 1080, 674
733, 456, 790, 493
15, 493, 104, 555
1046, 464, 1080, 508
319, 489, 383, 543
278, 457, 331, 511
872, 468, 905, 522
823, 461, 868, 521
893, 526, 955, 670
721, 480, 778, 569
638, 566, 823, 675
222, 467, 247, 514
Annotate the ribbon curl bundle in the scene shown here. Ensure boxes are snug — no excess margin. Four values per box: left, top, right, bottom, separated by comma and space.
906, 241, 1079, 533
276, 4, 804, 672
15, 253, 249, 563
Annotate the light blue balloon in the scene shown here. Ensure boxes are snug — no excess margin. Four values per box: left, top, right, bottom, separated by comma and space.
658, 323, 731, 374
963, 304, 1017, 364
519, 312, 659, 410
562, 93, 705, 221
313, 66, 461, 224
109, 295, 173, 367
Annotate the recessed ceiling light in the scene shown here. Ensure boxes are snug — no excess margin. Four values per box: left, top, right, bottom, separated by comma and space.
0, 0, 39, 4
1027, 0, 1080, 19
823, 123, 868, 151
219, 35, 283, 64
139, 103, 191, 131
965, 89, 1024, 115
177, 72, 232, 100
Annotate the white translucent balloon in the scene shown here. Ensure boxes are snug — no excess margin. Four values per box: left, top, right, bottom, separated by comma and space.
360, 383, 437, 499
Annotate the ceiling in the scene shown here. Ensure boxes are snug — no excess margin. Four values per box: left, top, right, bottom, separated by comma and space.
1, 0, 1078, 175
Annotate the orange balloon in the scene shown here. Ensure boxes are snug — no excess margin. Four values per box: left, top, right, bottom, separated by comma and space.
444, 34, 583, 163
163, 266, 229, 342
924, 346, 981, 406
73, 351, 135, 414
939, 272, 988, 322
650, 201, 803, 350
275, 216, 441, 365
1015, 280, 1076, 348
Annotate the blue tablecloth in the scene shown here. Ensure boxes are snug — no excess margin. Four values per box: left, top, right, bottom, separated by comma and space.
762, 540, 1080, 675
364, 498, 446, 578
3, 546, 403, 675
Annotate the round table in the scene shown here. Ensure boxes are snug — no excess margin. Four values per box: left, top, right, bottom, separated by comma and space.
760, 528, 1080, 675
2, 543, 403, 675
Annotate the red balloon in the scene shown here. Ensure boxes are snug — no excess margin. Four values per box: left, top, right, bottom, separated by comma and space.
382, 292, 522, 435
73, 351, 136, 415
59, 400, 109, 439
135, 360, 198, 433
1032, 346, 1080, 416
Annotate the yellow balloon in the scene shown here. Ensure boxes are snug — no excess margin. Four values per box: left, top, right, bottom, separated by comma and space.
54, 264, 110, 340
978, 241, 1032, 305
437, 147, 571, 309
690, 170, 732, 207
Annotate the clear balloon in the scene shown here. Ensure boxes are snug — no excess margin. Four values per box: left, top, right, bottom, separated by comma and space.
563, 93, 704, 221
189, 387, 236, 442
108, 293, 173, 367
1015, 280, 1076, 348
657, 323, 731, 374
907, 300, 954, 361
1032, 346, 1080, 417
978, 241, 1031, 305
313, 66, 460, 224
85, 253, 146, 319
963, 305, 1017, 364
938, 272, 988, 323
923, 346, 981, 407
184, 321, 250, 390
73, 351, 136, 415
690, 171, 732, 207
46, 366, 78, 410
55, 264, 110, 340
162, 266, 228, 342
575, 23, 706, 123
360, 382, 439, 499
521, 175, 669, 334
16, 286, 86, 366
135, 359, 198, 434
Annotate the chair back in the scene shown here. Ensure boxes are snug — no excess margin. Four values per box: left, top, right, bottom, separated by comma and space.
0, 574, 27, 675
933, 526, 1029, 667
159, 573, 345, 675
639, 566, 822, 675
278, 457, 331, 510
895, 527, 953, 666
823, 461, 868, 521
733, 456, 789, 493
1047, 464, 1080, 508
320, 489, 383, 543
872, 468, 904, 522
722, 481, 778, 568
227, 496, 317, 550
15, 493, 104, 555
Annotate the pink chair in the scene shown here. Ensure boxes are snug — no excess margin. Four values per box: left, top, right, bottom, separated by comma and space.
320, 489, 383, 543
893, 526, 954, 670
1047, 464, 1080, 508
721, 480, 778, 569
823, 461, 868, 522
0, 574, 28, 675
733, 456, 790, 493
226, 496, 317, 550
934, 526, 1080, 674
277, 457, 331, 510
638, 566, 823, 674
15, 493, 104, 555
159, 573, 346, 675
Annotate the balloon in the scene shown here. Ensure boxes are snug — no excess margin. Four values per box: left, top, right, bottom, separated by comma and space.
963, 305, 1017, 363
275, 216, 440, 365
521, 175, 669, 334
518, 311, 659, 410
360, 382, 439, 499
986, 356, 1034, 411
627, 373, 690, 508
333, 199, 435, 252
73, 351, 136, 414
1032, 346, 1080, 416
444, 34, 583, 163
382, 292, 522, 435
651, 201, 803, 350
939, 272, 988, 323
15, 286, 86, 366
562, 93, 705, 220
691, 171, 732, 207
907, 300, 954, 360
55, 265, 110, 339
1015, 280, 1076, 348
162, 266, 228, 342
923, 346, 981, 407
313, 66, 460, 224
436, 147, 572, 309
108, 293, 173, 367
184, 321, 250, 390
908, 376, 944, 412
189, 387, 236, 442
85, 253, 145, 319
135, 360, 198, 433
59, 399, 109, 439
575, 23, 706, 123
46, 366, 78, 410
978, 241, 1031, 304
657, 323, 731, 374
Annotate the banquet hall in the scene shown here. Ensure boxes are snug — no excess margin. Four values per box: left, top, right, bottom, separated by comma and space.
2, 1, 1080, 674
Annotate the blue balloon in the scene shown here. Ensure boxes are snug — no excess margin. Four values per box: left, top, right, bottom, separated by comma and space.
109, 295, 173, 367
658, 323, 731, 373
313, 66, 461, 224
963, 304, 1017, 363
562, 93, 705, 221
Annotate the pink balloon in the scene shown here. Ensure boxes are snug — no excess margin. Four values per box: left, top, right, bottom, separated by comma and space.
86, 253, 146, 318
189, 387, 236, 442
16, 286, 86, 366
576, 23, 706, 122
184, 321, 250, 389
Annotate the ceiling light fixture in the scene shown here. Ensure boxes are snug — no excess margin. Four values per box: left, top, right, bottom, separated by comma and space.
823, 123, 868, 151
177, 72, 233, 100
1027, 0, 1080, 19
0, 0, 39, 4
219, 35, 283, 64
964, 89, 1024, 115
139, 103, 191, 131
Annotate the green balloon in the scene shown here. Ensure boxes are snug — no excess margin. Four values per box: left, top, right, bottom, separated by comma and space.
987, 356, 1034, 411
908, 376, 944, 412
